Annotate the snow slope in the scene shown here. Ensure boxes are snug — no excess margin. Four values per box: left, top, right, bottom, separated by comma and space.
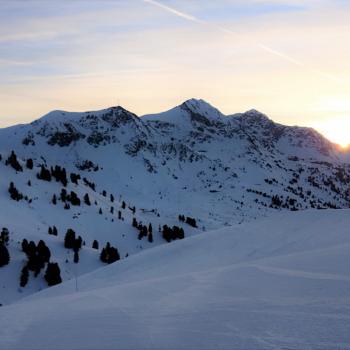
1, 209, 350, 349
0, 154, 199, 305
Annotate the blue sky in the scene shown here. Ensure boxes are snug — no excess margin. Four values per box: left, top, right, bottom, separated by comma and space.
0, 0, 349, 145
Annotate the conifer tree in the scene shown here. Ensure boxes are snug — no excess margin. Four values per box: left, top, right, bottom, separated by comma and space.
0, 228, 9, 246
21, 238, 29, 253
64, 229, 76, 249
100, 248, 107, 262
37, 240, 51, 263
20, 266, 29, 287
44, 262, 62, 286
84, 193, 91, 206
74, 236, 82, 251
60, 188, 67, 202
74, 251, 79, 263
26, 158, 33, 170
70, 191, 81, 206
0, 244, 10, 267
92, 240, 99, 249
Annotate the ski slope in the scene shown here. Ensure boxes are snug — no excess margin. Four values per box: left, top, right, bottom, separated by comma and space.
1, 209, 350, 349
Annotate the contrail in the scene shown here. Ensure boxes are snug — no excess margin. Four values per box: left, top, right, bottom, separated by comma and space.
258, 44, 304, 66
143, 0, 202, 23
143, 0, 341, 83
143, 0, 242, 38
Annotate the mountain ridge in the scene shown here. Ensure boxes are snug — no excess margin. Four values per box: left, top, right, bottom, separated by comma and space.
0, 98, 349, 227
1, 98, 350, 306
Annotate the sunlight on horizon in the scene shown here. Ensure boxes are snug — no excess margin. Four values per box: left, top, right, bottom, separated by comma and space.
313, 118, 350, 148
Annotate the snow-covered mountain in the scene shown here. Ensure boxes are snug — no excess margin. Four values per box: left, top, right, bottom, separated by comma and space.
1, 98, 349, 227
1, 98, 350, 305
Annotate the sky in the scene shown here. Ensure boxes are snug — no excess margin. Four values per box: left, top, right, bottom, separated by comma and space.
0, 0, 349, 146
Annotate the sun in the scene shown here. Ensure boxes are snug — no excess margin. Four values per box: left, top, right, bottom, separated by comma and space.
314, 118, 350, 148
311, 97, 350, 148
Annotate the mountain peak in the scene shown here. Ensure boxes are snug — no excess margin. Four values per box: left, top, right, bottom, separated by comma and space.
242, 109, 270, 121
31, 105, 138, 126
229, 109, 273, 127
180, 98, 225, 120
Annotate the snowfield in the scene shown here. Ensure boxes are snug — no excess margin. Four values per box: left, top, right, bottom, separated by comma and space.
1, 209, 350, 349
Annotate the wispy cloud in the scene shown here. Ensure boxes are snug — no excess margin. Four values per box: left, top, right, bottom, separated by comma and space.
142, 0, 342, 84
143, 0, 200, 22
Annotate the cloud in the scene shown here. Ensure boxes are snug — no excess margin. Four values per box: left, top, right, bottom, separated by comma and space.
141, 0, 343, 84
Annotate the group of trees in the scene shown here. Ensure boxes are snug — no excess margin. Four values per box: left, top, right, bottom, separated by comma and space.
8, 182, 24, 201
271, 195, 283, 207
178, 215, 197, 228
83, 177, 96, 191
76, 160, 99, 172
100, 242, 120, 264
20, 238, 61, 288
4, 153, 99, 210
0, 228, 10, 268
132, 218, 153, 243
60, 188, 81, 207
37, 163, 87, 190
0, 228, 61, 288
162, 225, 184, 242
37, 165, 52, 182
48, 226, 58, 236
70, 172, 81, 185
22, 239, 51, 279
5, 151, 23, 172
64, 229, 83, 263
132, 215, 187, 244
37, 164, 71, 187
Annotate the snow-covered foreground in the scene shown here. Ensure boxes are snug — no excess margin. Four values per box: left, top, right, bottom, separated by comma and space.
1, 209, 350, 350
